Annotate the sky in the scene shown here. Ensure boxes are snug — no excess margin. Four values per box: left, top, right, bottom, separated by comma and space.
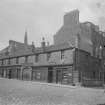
0, 0, 105, 50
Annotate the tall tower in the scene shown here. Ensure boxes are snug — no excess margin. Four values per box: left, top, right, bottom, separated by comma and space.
24, 30, 28, 45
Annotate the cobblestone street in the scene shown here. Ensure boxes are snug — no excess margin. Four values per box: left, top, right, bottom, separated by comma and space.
0, 78, 105, 105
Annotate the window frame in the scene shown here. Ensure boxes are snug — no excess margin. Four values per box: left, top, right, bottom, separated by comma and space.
16, 57, 19, 64
25, 56, 28, 63
61, 50, 65, 60
8, 58, 11, 65
35, 54, 39, 63
47, 52, 51, 61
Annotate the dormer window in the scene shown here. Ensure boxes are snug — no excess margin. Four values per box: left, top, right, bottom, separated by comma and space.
86, 22, 91, 27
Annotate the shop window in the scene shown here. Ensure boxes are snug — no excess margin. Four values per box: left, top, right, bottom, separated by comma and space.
93, 71, 96, 79
36, 72, 41, 80
62, 70, 69, 84
32, 71, 36, 80
99, 72, 102, 80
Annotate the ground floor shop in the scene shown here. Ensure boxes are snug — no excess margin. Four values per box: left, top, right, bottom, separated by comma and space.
0, 64, 80, 85
0, 66, 21, 79
0, 64, 104, 86
32, 66, 74, 84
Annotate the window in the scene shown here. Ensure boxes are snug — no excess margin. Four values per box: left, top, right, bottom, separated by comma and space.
25, 56, 28, 63
93, 71, 96, 79
47, 52, 51, 61
35, 54, 39, 62
62, 69, 69, 84
0, 60, 1, 65
16, 57, 19, 64
99, 72, 102, 80
1, 59, 4, 65
37, 72, 41, 79
61, 50, 65, 60
8, 58, 11, 65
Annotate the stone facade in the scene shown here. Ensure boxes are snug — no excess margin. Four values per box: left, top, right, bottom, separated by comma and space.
54, 10, 80, 47
0, 39, 76, 85
54, 10, 105, 58
0, 10, 104, 86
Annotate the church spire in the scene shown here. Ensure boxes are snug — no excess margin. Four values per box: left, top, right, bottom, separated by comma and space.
24, 29, 28, 45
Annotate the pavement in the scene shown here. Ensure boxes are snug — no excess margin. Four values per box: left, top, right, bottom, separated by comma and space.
0, 78, 105, 105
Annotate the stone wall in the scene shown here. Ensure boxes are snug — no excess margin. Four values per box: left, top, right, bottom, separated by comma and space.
54, 10, 80, 46
75, 49, 102, 86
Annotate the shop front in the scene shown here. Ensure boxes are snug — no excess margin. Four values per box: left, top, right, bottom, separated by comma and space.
22, 66, 32, 81
32, 67, 48, 82
53, 65, 73, 85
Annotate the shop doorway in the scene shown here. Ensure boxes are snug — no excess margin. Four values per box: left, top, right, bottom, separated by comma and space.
22, 66, 32, 81
17, 68, 21, 79
48, 67, 53, 83
56, 69, 62, 84
104, 72, 105, 84
8, 69, 12, 79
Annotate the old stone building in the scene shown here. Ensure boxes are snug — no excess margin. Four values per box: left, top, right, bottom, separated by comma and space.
0, 10, 104, 86
54, 9, 105, 57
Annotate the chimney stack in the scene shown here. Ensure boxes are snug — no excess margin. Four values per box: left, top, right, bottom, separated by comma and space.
47, 41, 50, 46
41, 37, 46, 48
24, 29, 28, 45
32, 41, 35, 53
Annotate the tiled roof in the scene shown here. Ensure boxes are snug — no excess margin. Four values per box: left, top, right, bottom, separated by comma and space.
0, 41, 73, 59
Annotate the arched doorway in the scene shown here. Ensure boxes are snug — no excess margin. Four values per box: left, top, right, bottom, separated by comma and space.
22, 66, 32, 81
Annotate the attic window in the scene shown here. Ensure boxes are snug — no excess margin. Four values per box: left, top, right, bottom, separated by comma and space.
86, 23, 91, 27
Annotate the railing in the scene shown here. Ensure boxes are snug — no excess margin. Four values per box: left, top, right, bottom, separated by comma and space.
82, 78, 103, 87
